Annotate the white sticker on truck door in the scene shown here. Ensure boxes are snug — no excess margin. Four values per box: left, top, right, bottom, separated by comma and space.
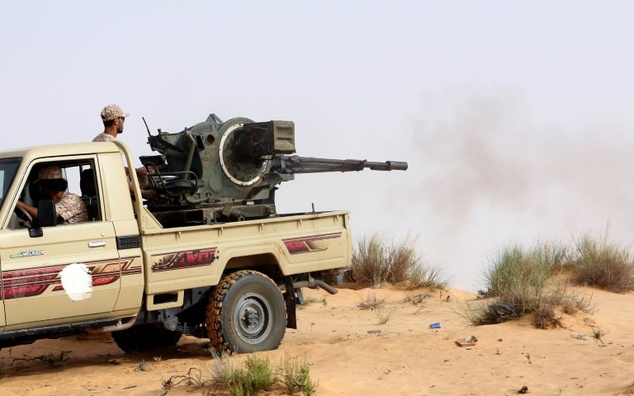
60, 263, 93, 301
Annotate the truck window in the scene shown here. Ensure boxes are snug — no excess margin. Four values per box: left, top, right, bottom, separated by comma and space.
10, 160, 99, 229
61, 163, 100, 222
78, 166, 100, 221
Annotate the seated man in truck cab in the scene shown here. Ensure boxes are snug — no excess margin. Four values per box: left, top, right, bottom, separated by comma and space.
17, 165, 89, 225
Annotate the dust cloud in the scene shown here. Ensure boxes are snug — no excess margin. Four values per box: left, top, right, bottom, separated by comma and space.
407, 88, 634, 291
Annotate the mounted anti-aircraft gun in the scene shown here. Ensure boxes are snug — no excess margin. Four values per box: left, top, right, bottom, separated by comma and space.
140, 114, 407, 227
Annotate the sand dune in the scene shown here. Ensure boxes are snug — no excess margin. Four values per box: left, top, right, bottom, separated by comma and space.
0, 284, 633, 395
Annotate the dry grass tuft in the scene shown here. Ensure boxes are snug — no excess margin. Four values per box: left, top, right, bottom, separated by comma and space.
407, 264, 450, 290
569, 231, 634, 293
162, 352, 316, 396
464, 241, 592, 328
356, 291, 387, 311
376, 310, 394, 325
351, 233, 450, 290
531, 303, 562, 329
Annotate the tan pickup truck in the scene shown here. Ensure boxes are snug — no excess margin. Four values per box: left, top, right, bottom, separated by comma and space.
0, 140, 352, 354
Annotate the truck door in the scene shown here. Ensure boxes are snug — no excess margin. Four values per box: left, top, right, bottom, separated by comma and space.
0, 159, 123, 329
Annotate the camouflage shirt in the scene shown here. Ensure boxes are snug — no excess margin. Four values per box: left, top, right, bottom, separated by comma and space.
92, 133, 116, 142
56, 192, 89, 224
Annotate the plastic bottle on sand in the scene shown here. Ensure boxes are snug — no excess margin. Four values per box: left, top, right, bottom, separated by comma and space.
570, 333, 587, 340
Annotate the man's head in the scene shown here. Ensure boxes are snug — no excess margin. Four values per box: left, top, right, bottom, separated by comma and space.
35, 165, 68, 195
101, 104, 129, 134
38, 165, 63, 181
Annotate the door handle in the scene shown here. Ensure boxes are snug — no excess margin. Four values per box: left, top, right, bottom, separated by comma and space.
88, 241, 106, 248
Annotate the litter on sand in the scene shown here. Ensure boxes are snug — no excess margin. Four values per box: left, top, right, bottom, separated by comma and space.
455, 335, 478, 347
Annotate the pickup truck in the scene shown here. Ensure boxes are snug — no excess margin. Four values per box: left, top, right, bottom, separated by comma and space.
0, 140, 351, 354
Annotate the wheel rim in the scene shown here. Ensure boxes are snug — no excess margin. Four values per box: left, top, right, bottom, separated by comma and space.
233, 292, 272, 344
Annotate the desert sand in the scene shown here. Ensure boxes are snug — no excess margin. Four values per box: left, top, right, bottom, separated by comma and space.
0, 284, 633, 396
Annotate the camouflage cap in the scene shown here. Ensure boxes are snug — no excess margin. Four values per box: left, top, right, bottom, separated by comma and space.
37, 165, 63, 181
100, 104, 129, 121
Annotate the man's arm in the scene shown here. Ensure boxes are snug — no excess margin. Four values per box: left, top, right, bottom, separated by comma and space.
16, 200, 38, 219
122, 166, 158, 200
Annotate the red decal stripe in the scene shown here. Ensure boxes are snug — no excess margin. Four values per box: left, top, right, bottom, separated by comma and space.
1, 258, 141, 300
283, 232, 342, 254
151, 248, 217, 272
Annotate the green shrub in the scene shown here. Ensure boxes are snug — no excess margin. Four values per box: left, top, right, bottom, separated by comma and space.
281, 353, 317, 396
190, 352, 318, 396
226, 355, 276, 396
483, 241, 567, 298
570, 232, 634, 293
466, 241, 590, 327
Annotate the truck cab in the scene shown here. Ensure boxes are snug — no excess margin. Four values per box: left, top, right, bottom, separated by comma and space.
0, 143, 144, 338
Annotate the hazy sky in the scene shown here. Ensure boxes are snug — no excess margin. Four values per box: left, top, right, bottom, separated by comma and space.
3, 1, 634, 291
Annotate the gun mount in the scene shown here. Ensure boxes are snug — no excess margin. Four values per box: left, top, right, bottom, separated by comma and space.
140, 114, 408, 227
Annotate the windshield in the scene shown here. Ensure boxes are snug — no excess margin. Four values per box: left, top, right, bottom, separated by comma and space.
0, 158, 21, 209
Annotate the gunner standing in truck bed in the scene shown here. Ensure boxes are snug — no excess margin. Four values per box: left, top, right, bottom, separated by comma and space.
93, 104, 157, 200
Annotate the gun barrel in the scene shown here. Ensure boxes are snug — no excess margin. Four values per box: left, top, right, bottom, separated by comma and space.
274, 156, 408, 174
364, 160, 408, 171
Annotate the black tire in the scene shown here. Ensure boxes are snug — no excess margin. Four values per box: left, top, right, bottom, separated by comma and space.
206, 270, 286, 354
111, 324, 182, 353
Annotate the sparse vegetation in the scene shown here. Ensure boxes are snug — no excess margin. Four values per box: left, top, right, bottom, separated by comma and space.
227, 355, 276, 396
531, 302, 562, 329
543, 283, 595, 315
281, 353, 317, 396
135, 359, 149, 372
354, 229, 631, 331
162, 352, 317, 396
464, 241, 593, 328
569, 231, 634, 293
376, 309, 394, 325
407, 263, 450, 290
298, 296, 326, 310
161, 367, 207, 393
590, 326, 607, 345
403, 293, 431, 305
356, 291, 387, 311
210, 352, 234, 388
3, 350, 71, 369
350, 234, 395, 286
481, 241, 568, 299
351, 233, 449, 289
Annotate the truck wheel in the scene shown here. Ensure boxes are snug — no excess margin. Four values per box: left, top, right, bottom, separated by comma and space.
207, 270, 286, 354
111, 324, 182, 353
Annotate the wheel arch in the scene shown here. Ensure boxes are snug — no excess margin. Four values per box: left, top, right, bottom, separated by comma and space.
223, 252, 284, 284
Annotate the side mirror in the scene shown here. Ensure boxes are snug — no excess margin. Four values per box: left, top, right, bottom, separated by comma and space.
29, 200, 56, 237
36, 199, 57, 227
